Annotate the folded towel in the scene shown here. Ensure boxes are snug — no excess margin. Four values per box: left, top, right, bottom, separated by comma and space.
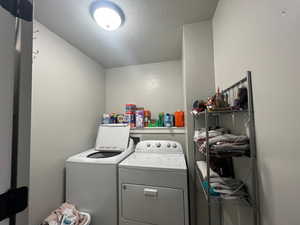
199, 134, 249, 154
212, 143, 249, 152
206, 134, 249, 146
196, 161, 219, 179
194, 128, 228, 142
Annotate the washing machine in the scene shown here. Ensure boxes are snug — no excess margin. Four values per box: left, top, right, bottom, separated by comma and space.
118, 140, 189, 225
66, 124, 134, 225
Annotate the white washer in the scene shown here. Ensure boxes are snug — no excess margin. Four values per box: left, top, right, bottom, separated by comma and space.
118, 140, 189, 225
66, 125, 134, 225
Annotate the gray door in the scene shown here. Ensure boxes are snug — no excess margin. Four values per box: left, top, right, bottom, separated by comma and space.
0, 6, 17, 225
0, 1, 32, 225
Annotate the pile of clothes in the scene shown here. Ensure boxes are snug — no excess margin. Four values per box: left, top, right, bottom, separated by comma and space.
197, 161, 249, 200
41, 203, 89, 225
209, 177, 249, 200
194, 128, 250, 157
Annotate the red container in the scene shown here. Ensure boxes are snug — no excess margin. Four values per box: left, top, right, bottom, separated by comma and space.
175, 111, 185, 127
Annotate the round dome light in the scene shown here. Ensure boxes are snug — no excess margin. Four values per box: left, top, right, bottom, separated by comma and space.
90, 1, 125, 31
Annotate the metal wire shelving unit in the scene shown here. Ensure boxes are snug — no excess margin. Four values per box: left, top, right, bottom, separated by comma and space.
193, 71, 259, 225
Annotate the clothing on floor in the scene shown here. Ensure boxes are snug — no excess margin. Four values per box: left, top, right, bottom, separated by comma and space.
41, 203, 88, 225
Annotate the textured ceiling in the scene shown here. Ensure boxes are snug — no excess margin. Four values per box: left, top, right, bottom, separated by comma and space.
35, 0, 219, 68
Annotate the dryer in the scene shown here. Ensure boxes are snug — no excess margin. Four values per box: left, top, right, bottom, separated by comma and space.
66, 124, 134, 225
118, 140, 189, 225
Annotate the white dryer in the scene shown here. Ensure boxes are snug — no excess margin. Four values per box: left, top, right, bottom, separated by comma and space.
66, 124, 134, 225
118, 140, 189, 225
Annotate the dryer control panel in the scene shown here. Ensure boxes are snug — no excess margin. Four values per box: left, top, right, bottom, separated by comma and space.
135, 140, 183, 154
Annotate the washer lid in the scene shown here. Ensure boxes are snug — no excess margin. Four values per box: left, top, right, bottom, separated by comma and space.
95, 124, 130, 151
119, 153, 187, 172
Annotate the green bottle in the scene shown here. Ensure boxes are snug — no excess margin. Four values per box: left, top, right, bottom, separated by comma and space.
158, 112, 164, 127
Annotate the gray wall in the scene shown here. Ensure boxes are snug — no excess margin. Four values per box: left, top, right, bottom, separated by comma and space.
105, 60, 184, 118
105, 61, 186, 157
182, 21, 216, 225
29, 22, 105, 225
213, 1, 300, 225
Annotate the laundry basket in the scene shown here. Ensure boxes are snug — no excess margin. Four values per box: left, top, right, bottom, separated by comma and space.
79, 212, 91, 225
41, 203, 91, 225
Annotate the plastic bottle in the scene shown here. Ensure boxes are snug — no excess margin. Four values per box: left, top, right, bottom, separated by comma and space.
158, 112, 164, 127
126, 112, 135, 128
144, 110, 151, 127
175, 111, 185, 127
102, 113, 111, 124
135, 110, 144, 128
164, 113, 173, 127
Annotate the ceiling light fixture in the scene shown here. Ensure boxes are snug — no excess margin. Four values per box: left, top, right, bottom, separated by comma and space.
90, 0, 125, 31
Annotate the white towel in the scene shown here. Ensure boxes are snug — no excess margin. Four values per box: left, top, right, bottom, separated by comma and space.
196, 161, 219, 179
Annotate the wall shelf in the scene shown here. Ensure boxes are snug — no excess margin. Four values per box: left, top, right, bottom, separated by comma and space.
192, 109, 248, 118
130, 127, 186, 134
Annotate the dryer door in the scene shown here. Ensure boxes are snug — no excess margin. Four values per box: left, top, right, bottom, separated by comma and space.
121, 184, 185, 225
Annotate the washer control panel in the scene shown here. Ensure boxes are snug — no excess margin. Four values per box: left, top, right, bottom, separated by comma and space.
135, 140, 183, 154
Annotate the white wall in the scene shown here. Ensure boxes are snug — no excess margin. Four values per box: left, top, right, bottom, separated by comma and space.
105, 60, 184, 118
182, 21, 216, 225
29, 22, 105, 225
213, 1, 300, 225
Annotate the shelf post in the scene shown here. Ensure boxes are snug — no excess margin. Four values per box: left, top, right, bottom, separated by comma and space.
205, 110, 212, 225
247, 71, 260, 225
